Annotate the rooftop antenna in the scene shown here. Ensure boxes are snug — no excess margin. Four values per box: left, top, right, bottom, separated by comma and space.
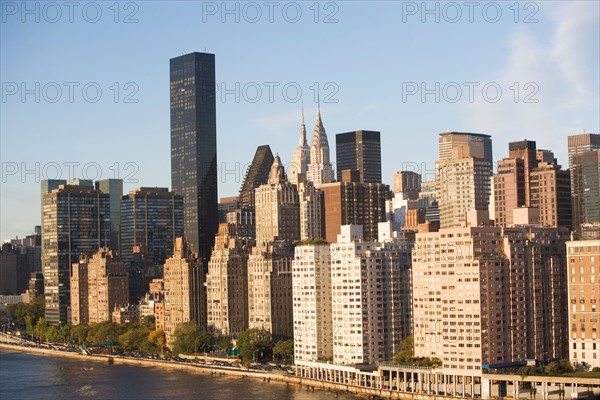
317, 91, 320, 112
301, 101, 305, 124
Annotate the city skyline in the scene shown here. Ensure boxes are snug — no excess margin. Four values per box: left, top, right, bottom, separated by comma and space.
2, 1, 598, 241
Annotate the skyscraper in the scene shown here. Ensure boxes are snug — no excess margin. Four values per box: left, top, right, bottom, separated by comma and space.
298, 180, 323, 241
292, 242, 332, 362
120, 187, 184, 264
437, 132, 492, 229
295, 223, 413, 366
42, 184, 111, 325
254, 156, 300, 243
567, 239, 600, 369
306, 109, 334, 188
206, 223, 250, 336
393, 171, 421, 199
70, 248, 129, 325
412, 211, 569, 374
567, 133, 600, 178
494, 140, 572, 229
336, 130, 382, 183
438, 132, 493, 169
239, 145, 274, 208
248, 240, 295, 339
571, 144, 600, 235
163, 237, 206, 344
95, 179, 123, 252
0, 243, 29, 295
41, 179, 66, 236
321, 170, 389, 243
170, 52, 218, 265
290, 108, 310, 185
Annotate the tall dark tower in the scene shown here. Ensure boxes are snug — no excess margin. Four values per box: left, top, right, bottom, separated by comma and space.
170, 52, 218, 266
336, 130, 382, 183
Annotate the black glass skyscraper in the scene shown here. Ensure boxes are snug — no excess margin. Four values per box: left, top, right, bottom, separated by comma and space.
336, 130, 382, 183
170, 52, 218, 265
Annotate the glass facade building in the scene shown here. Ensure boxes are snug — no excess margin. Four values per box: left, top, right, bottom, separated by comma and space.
42, 185, 111, 325
336, 130, 382, 183
95, 179, 123, 252
170, 52, 218, 265
120, 187, 184, 264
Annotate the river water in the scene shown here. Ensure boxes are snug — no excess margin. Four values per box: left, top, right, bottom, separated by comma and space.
0, 350, 358, 400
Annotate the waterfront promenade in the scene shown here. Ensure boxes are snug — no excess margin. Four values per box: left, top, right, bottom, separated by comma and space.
2, 337, 599, 400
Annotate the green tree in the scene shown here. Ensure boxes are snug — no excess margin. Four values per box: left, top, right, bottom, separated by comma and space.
543, 359, 574, 375
119, 326, 149, 351
148, 329, 166, 355
0, 308, 9, 326
24, 314, 35, 337
393, 335, 414, 364
140, 315, 156, 330
393, 335, 441, 367
34, 317, 48, 341
71, 324, 90, 345
59, 324, 72, 344
216, 335, 232, 352
171, 322, 215, 355
236, 328, 272, 361
9, 295, 45, 328
558, 359, 574, 374
273, 339, 294, 363
87, 321, 122, 344
46, 325, 62, 343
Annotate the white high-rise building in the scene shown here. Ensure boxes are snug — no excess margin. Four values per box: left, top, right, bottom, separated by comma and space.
306, 108, 334, 188
292, 243, 332, 362
330, 224, 413, 365
290, 108, 311, 185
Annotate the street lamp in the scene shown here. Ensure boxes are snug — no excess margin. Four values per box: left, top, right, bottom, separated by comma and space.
253, 349, 259, 363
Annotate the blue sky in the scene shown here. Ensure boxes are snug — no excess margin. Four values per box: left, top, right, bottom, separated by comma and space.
1, 0, 599, 240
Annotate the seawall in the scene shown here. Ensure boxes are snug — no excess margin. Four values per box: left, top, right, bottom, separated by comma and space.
0, 343, 471, 399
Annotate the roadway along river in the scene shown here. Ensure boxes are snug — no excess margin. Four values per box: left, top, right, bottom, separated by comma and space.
0, 350, 359, 400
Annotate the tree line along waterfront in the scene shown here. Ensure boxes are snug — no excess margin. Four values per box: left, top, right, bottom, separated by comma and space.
2, 295, 294, 364
3, 296, 599, 379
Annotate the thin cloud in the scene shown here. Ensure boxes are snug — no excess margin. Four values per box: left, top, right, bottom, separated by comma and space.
466, 1, 599, 164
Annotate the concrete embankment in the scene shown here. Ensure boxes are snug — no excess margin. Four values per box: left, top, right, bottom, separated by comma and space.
0, 343, 460, 399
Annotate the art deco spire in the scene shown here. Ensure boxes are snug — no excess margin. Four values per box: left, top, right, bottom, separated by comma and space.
307, 108, 334, 188
310, 108, 330, 165
290, 106, 311, 185
299, 104, 307, 146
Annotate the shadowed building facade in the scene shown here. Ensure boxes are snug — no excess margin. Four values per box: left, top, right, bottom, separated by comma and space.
206, 223, 250, 336
70, 248, 129, 325
321, 170, 389, 243
120, 187, 184, 264
239, 145, 274, 208
163, 237, 206, 345
42, 184, 111, 325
